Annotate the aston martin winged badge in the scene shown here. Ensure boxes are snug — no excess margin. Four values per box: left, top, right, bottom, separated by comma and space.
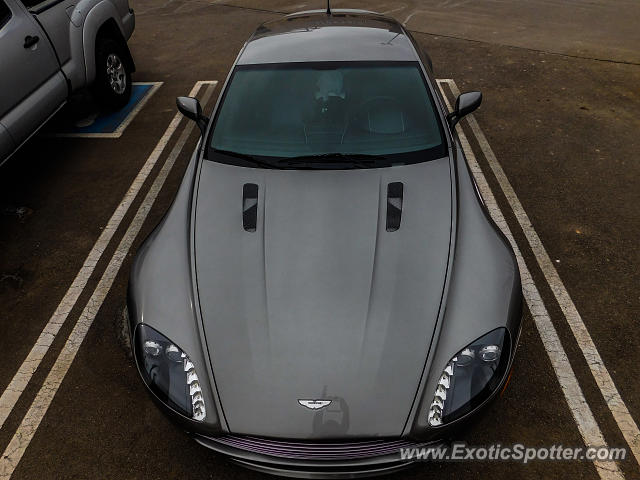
298, 399, 332, 410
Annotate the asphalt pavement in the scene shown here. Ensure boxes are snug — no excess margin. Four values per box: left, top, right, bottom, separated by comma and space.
0, 1, 638, 479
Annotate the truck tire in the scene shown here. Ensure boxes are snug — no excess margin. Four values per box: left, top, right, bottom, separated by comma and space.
93, 37, 132, 110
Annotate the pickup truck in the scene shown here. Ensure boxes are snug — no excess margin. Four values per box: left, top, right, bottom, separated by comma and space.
0, 0, 135, 165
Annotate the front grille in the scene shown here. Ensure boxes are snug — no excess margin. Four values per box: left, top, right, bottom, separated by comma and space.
210, 435, 416, 460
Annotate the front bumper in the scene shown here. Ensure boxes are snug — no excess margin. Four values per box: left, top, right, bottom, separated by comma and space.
194, 434, 444, 479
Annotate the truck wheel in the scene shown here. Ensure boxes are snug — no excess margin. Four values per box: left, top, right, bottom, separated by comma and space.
93, 37, 132, 110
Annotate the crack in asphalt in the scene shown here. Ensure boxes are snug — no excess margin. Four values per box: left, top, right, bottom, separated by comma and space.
407, 28, 640, 67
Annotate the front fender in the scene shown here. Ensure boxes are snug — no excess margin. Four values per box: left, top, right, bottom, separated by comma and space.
409, 142, 522, 438
128, 147, 221, 433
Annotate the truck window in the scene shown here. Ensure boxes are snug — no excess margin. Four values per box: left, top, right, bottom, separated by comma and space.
0, 0, 11, 29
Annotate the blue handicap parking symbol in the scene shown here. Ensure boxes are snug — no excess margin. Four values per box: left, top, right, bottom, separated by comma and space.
46, 82, 162, 138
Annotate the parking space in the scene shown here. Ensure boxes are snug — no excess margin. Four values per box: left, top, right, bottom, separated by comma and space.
43, 82, 162, 138
0, 0, 638, 479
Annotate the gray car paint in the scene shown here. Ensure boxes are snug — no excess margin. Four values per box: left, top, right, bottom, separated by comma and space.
0, 0, 63, 142
238, 12, 418, 65
128, 144, 222, 433
194, 158, 452, 438
128, 6, 522, 459
0, 123, 13, 154
0, 0, 134, 165
411, 141, 522, 434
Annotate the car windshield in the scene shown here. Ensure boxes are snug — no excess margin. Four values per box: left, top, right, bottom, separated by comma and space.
207, 62, 447, 169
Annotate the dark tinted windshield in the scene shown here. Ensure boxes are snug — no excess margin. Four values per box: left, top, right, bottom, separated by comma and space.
208, 62, 446, 169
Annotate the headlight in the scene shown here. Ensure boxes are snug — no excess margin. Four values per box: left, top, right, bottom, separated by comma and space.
135, 325, 206, 421
428, 328, 510, 426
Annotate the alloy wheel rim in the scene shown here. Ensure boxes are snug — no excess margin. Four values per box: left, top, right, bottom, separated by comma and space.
106, 53, 126, 95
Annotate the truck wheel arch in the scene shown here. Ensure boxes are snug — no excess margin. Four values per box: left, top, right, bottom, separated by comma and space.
83, 2, 135, 85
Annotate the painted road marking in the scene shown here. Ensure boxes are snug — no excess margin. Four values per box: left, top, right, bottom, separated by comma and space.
0, 81, 215, 433
437, 80, 624, 480
444, 79, 640, 469
401, 10, 420, 26
45, 82, 162, 138
0, 81, 217, 479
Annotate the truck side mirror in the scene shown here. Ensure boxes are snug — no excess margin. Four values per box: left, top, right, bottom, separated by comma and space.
176, 96, 209, 135
447, 91, 482, 127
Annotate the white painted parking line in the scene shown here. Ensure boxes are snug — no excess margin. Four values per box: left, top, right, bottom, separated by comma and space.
401, 10, 420, 26
107, 82, 163, 138
0, 81, 214, 433
443, 79, 640, 468
0, 81, 218, 479
437, 80, 625, 480
46, 82, 163, 139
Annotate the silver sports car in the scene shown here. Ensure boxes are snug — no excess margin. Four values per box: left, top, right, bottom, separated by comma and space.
127, 8, 523, 478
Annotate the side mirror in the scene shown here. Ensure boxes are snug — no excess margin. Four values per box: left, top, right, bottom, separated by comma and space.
176, 96, 209, 135
446, 91, 482, 127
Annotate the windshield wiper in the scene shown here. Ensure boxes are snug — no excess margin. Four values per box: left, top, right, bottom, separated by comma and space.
212, 149, 277, 169
278, 153, 383, 168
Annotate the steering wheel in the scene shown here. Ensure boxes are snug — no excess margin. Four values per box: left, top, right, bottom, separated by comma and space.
342, 96, 404, 141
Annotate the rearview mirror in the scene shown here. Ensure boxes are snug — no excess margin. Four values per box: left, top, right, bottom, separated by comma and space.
176, 96, 209, 135
447, 91, 482, 127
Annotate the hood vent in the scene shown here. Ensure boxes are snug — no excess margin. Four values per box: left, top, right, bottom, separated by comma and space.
242, 183, 258, 232
386, 182, 403, 232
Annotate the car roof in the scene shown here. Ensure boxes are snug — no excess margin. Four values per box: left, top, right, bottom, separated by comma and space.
237, 9, 420, 65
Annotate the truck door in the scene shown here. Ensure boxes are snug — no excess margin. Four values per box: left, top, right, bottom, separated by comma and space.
0, 122, 14, 165
0, 3, 16, 162
0, 0, 66, 153
21, 0, 76, 69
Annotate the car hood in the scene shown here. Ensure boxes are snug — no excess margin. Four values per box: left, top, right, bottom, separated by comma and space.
194, 158, 452, 439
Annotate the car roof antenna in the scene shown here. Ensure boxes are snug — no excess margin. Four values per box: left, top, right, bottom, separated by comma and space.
326, 0, 331, 15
